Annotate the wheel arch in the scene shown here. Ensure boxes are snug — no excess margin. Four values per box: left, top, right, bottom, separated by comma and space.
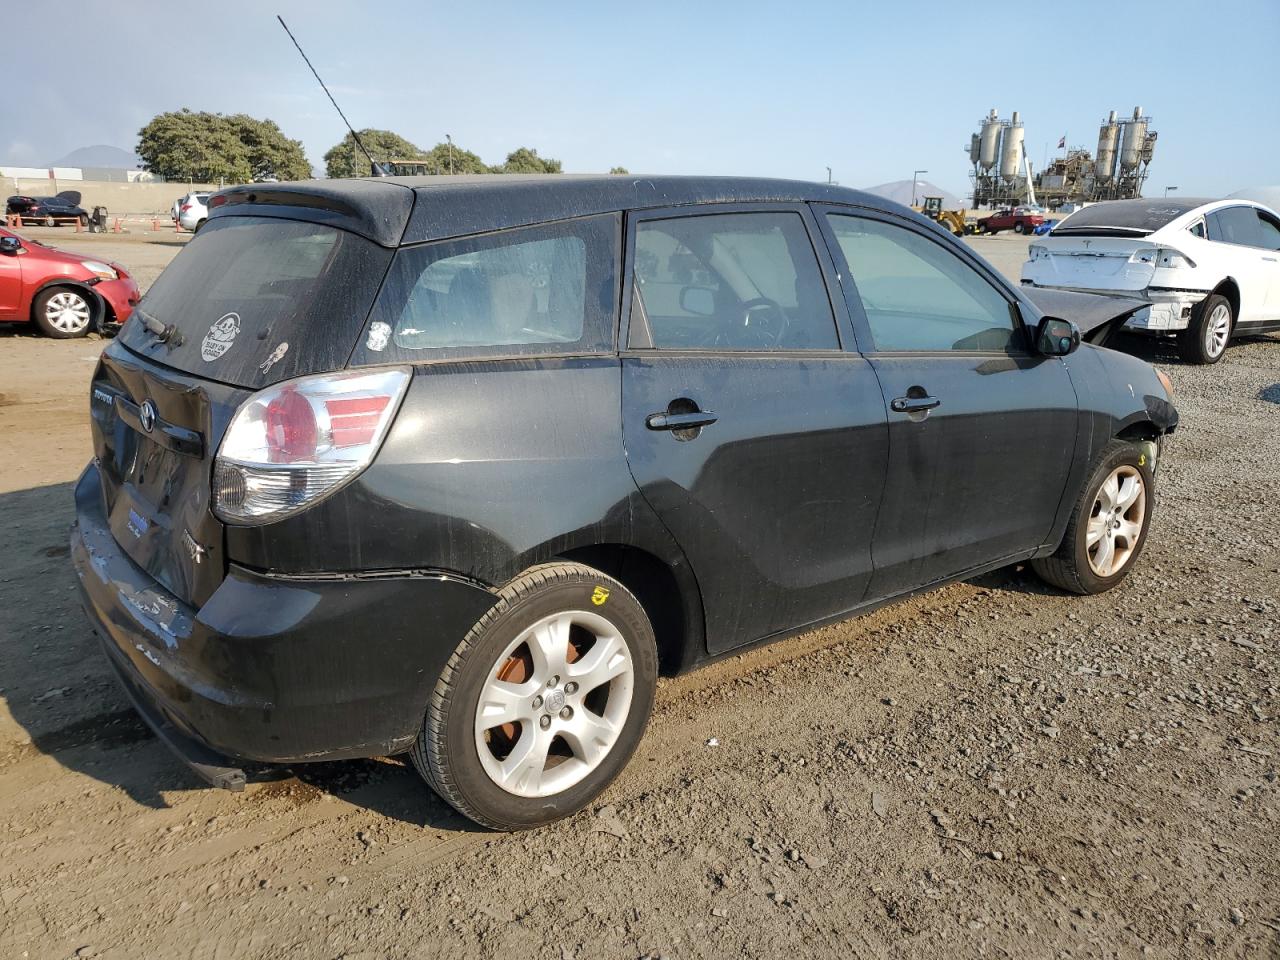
1211, 277, 1240, 324
553, 542, 705, 677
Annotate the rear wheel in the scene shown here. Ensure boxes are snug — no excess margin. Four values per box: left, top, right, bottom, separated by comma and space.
1178, 293, 1232, 364
412, 562, 658, 830
43, 215, 55, 227
1032, 440, 1154, 595
1014, 221, 1026, 234
33, 287, 93, 338
194, 218, 207, 233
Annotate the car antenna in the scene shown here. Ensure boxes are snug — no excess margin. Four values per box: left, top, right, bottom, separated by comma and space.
276, 15, 388, 177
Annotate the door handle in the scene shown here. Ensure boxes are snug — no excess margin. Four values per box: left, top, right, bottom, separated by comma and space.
890, 395, 941, 414
646, 410, 719, 431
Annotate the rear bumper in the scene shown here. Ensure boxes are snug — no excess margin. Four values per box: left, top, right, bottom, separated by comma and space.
70, 462, 497, 775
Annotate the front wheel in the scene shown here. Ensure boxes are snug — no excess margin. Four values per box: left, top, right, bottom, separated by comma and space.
1014, 222, 1026, 234
1178, 293, 1232, 364
412, 562, 658, 830
1031, 440, 1155, 595
33, 287, 94, 338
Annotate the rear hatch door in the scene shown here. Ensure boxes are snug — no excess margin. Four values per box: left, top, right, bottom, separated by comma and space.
96, 215, 394, 607
1026, 237, 1158, 292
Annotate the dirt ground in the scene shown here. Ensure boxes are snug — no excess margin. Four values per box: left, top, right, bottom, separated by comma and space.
0, 233, 1277, 960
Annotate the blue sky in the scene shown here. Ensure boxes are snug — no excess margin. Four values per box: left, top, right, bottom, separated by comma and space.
5, 0, 1277, 197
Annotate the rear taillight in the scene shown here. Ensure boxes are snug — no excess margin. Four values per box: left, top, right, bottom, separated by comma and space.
213, 368, 410, 524
180, 203, 191, 213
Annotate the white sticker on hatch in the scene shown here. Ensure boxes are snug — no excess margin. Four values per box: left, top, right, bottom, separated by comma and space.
259, 341, 289, 375
365, 321, 392, 353
201, 312, 241, 362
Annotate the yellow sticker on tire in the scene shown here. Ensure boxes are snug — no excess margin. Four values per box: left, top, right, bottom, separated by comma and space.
591, 586, 610, 606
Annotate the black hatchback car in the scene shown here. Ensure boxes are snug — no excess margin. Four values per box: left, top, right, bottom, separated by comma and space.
72, 175, 1177, 829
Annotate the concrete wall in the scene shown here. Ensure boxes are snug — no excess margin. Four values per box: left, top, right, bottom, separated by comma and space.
6, 178, 222, 216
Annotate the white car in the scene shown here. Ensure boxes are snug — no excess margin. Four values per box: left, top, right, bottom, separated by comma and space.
1021, 198, 1280, 363
177, 192, 212, 233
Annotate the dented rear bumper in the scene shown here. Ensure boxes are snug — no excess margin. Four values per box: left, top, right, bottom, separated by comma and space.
70, 461, 497, 778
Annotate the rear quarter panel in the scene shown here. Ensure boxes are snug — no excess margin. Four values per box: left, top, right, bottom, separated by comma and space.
225, 357, 693, 587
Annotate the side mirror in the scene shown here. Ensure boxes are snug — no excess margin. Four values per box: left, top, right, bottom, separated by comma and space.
1036, 316, 1080, 356
0, 236, 22, 255
679, 285, 716, 317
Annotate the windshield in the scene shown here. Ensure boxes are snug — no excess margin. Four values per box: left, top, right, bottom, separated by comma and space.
1053, 199, 1214, 236
119, 216, 392, 387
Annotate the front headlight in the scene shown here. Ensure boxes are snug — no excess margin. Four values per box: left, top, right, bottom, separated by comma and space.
80, 260, 118, 281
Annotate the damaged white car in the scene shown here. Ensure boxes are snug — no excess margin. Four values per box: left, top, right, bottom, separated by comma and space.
1021, 198, 1280, 363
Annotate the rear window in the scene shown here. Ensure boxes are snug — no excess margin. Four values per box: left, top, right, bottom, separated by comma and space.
1053, 199, 1209, 236
119, 216, 392, 387
350, 214, 619, 365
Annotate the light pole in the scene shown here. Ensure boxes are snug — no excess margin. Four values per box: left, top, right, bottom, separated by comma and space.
446, 134, 454, 175
826, 166, 833, 184
912, 169, 928, 207
1164, 185, 1178, 197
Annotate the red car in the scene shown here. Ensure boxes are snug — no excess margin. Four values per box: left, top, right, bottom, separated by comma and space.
979, 207, 1046, 235
0, 226, 139, 338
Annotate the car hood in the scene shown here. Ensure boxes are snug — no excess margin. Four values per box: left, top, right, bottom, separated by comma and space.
1021, 287, 1150, 336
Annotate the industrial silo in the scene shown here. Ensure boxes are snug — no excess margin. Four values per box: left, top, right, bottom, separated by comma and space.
968, 133, 981, 166
978, 109, 1002, 172
1095, 110, 1119, 182
999, 111, 1024, 180
1120, 106, 1148, 172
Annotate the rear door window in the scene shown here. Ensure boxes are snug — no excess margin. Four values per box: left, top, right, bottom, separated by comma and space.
119, 215, 392, 387
351, 214, 619, 365
1256, 211, 1280, 251
1206, 207, 1263, 247
630, 211, 839, 351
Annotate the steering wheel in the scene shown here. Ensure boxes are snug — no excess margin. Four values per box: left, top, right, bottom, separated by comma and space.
730, 297, 790, 348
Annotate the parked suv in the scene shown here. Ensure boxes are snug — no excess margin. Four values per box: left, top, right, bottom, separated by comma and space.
176, 192, 212, 232
71, 176, 1177, 829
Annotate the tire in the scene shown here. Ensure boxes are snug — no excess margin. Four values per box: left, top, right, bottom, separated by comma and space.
33, 287, 94, 338
1177, 293, 1232, 364
1031, 440, 1155, 595
194, 218, 207, 233
412, 562, 658, 830
1014, 222, 1026, 234
44, 215, 55, 227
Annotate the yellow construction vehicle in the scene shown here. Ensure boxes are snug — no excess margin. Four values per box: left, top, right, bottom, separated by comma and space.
913, 196, 977, 236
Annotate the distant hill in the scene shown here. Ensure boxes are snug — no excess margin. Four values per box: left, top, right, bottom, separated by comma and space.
860, 179, 965, 210
48, 145, 142, 170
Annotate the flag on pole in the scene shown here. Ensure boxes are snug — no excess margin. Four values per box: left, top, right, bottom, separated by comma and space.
1057, 135, 1066, 149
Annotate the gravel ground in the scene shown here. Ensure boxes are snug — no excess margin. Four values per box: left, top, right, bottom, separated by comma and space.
0, 233, 1277, 959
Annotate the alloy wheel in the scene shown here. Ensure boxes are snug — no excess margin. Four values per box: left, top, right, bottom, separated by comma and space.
44, 291, 91, 334
1204, 302, 1231, 359
1085, 465, 1146, 577
474, 609, 634, 798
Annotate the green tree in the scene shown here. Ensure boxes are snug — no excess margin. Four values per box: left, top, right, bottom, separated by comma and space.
420, 141, 489, 175
226, 115, 312, 181
609, 166, 629, 175
500, 147, 562, 174
137, 109, 251, 183
137, 109, 310, 183
323, 129, 425, 178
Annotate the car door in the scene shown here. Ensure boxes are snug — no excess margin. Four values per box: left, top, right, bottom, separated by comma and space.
1205, 206, 1271, 326
620, 204, 888, 653
1252, 209, 1280, 323
815, 207, 1078, 600
0, 233, 23, 317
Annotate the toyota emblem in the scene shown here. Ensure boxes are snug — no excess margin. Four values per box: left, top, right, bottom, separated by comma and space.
139, 399, 157, 433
